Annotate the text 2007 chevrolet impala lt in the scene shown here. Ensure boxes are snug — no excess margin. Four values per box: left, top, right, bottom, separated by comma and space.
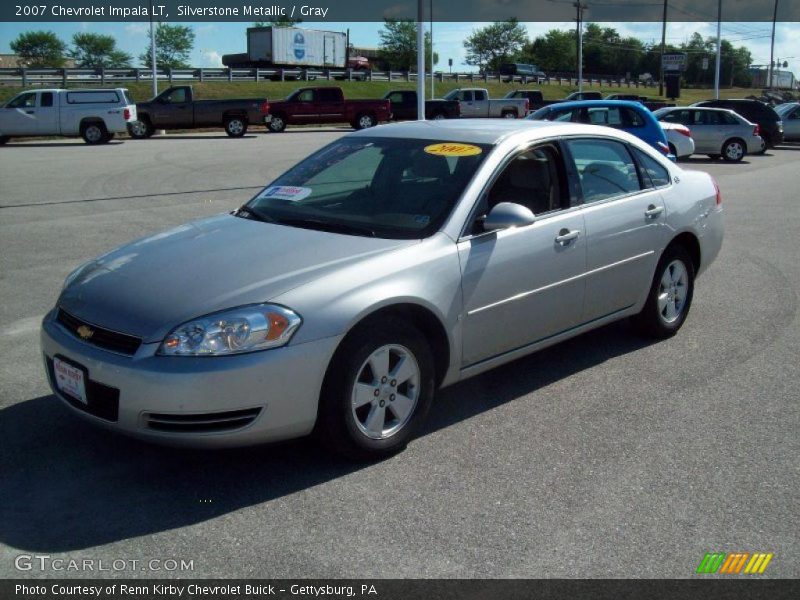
42, 120, 723, 459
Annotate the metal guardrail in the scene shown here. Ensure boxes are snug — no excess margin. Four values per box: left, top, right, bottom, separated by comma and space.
0, 67, 654, 89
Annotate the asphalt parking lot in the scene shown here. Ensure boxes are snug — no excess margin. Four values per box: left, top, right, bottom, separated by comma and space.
0, 130, 798, 579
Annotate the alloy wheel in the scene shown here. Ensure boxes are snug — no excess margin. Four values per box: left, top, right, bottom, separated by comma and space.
657, 260, 688, 324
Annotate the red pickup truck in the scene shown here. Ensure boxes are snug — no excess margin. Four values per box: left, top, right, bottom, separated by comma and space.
265, 87, 391, 133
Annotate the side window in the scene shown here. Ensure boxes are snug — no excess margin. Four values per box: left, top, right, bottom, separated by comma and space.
565, 138, 641, 203
622, 107, 645, 127
690, 111, 706, 126
660, 110, 682, 124
720, 112, 739, 125
318, 88, 340, 102
387, 92, 404, 104
633, 147, 671, 188
551, 109, 574, 122
164, 88, 187, 103
461, 91, 473, 102
40, 92, 54, 107
297, 89, 315, 102
474, 90, 487, 101
486, 145, 567, 217
702, 111, 721, 125
7, 92, 36, 108
587, 108, 610, 125
791, 109, 800, 120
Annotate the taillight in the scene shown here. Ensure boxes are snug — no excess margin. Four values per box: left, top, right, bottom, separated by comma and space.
712, 177, 722, 205
525, 98, 530, 114
123, 108, 131, 120
753, 124, 760, 136
260, 100, 270, 114
657, 141, 670, 154
677, 126, 692, 138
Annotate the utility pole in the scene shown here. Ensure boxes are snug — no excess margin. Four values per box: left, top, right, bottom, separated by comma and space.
574, 2, 587, 92
149, 0, 157, 98
659, 0, 668, 97
768, 0, 779, 89
430, 0, 434, 99
713, 0, 721, 99
417, 0, 425, 120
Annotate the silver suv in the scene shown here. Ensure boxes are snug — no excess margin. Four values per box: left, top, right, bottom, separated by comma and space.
653, 106, 764, 161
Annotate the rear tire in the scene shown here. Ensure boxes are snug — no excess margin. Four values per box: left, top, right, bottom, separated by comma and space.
502, 110, 518, 119
224, 116, 248, 137
632, 245, 695, 339
721, 138, 745, 162
81, 122, 107, 145
431, 111, 446, 121
316, 318, 435, 460
128, 118, 153, 139
354, 113, 376, 130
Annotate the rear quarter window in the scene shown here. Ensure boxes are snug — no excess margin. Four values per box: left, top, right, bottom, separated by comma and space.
632, 148, 671, 188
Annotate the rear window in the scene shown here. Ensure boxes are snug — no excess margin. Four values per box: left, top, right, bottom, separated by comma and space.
66, 91, 120, 104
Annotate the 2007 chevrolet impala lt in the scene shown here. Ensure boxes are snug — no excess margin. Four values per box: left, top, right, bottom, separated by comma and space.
41, 120, 723, 459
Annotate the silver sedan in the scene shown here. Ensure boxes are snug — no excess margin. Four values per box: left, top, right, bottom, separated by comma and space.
41, 120, 724, 459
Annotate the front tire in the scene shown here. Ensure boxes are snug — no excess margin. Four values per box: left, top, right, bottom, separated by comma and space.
128, 118, 153, 139
632, 245, 695, 339
224, 116, 247, 137
267, 115, 286, 133
317, 319, 435, 460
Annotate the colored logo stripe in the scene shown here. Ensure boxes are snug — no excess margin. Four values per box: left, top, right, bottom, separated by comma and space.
744, 553, 773, 574
696, 552, 773, 574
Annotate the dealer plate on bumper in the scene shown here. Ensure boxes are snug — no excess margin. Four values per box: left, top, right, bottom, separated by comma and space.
54, 356, 87, 405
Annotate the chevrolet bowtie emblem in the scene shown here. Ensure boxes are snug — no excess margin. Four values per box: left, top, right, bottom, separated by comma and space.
76, 325, 94, 340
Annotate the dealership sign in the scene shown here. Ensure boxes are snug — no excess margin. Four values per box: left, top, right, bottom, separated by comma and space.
662, 53, 688, 71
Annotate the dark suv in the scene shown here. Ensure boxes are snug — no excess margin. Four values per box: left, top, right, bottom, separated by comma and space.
692, 99, 784, 149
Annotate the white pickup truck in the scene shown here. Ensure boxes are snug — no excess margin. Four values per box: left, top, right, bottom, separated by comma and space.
0, 88, 136, 145
442, 88, 530, 119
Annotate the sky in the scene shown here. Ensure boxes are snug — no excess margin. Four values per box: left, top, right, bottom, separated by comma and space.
0, 20, 796, 75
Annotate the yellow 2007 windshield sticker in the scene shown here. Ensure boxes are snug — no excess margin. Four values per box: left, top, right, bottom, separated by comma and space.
424, 143, 482, 157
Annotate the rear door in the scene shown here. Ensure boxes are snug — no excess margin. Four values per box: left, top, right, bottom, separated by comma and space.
316, 87, 345, 122
686, 110, 717, 153
0, 91, 38, 135
456, 90, 479, 117
35, 91, 59, 134
565, 137, 669, 322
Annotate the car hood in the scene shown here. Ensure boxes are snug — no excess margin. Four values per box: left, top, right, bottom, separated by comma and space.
58, 213, 417, 343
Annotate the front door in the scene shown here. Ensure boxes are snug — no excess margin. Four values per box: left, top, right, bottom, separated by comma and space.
0, 91, 39, 135
459, 143, 587, 366
152, 88, 192, 128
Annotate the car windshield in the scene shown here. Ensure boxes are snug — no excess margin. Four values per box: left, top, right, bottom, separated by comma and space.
245, 137, 491, 239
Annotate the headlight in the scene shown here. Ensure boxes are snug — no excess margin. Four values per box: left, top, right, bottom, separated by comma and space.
158, 304, 302, 356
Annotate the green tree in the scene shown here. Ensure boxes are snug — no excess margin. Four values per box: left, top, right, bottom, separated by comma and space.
69, 33, 132, 69
253, 16, 303, 27
378, 20, 437, 70
138, 24, 195, 69
10, 30, 67, 68
463, 19, 528, 72
520, 29, 575, 72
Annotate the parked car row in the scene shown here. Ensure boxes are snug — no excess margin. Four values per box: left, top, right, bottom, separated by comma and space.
525, 96, 791, 164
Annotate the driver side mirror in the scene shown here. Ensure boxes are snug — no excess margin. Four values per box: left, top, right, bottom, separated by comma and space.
482, 202, 536, 232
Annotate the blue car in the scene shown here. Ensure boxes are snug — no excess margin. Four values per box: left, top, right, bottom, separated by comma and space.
528, 100, 674, 160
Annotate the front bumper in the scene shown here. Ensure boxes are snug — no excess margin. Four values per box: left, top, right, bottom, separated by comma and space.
40, 309, 342, 448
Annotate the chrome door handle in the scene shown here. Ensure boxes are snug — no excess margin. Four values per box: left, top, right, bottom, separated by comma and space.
645, 205, 664, 218
555, 229, 580, 245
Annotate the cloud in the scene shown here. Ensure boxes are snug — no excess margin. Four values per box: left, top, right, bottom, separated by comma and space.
124, 23, 150, 36
196, 24, 217, 35
201, 50, 224, 68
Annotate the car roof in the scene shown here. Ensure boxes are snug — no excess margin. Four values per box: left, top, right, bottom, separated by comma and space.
546, 99, 648, 110
350, 119, 619, 145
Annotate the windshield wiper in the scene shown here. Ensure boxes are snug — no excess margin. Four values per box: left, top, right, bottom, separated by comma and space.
233, 206, 276, 224
275, 217, 376, 237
